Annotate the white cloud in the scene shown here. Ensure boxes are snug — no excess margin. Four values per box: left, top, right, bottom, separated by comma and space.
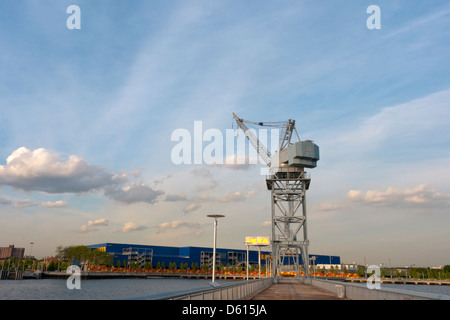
192, 193, 216, 202
121, 222, 147, 233
318, 203, 342, 211
0, 147, 163, 205
347, 183, 450, 208
190, 167, 212, 177
183, 203, 202, 213
14, 199, 39, 209
13, 199, 68, 209
79, 218, 109, 233
260, 220, 271, 227
195, 181, 218, 192
0, 196, 11, 205
164, 194, 188, 202
0, 147, 124, 193
223, 154, 260, 170
40, 200, 68, 208
318, 89, 450, 166
104, 183, 164, 205
155, 220, 203, 233
219, 190, 256, 202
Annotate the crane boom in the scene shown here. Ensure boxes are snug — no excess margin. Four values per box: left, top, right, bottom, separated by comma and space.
233, 112, 272, 167
279, 119, 300, 151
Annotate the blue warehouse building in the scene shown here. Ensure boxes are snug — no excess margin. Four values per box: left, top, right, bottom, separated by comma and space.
88, 242, 340, 269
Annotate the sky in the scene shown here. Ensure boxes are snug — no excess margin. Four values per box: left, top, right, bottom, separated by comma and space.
0, 0, 449, 268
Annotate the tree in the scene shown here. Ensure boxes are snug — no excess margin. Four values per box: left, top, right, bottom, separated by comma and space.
55, 245, 112, 269
191, 262, 198, 271
65, 245, 90, 265
47, 260, 57, 271
342, 266, 348, 275
356, 265, 365, 277
87, 249, 113, 267
181, 262, 188, 271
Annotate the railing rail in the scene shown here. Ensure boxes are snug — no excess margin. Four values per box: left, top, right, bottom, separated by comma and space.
124, 278, 274, 300
311, 278, 450, 300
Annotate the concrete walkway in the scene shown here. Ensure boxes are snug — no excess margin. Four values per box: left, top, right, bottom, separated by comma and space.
251, 278, 345, 300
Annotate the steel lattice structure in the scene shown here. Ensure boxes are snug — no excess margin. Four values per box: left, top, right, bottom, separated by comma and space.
233, 113, 319, 282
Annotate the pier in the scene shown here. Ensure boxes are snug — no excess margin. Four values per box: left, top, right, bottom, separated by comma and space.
40, 271, 265, 280
3, 269, 450, 287
0, 270, 24, 280
344, 278, 450, 286
250, 278, 450, 300
250, 278, 344, 300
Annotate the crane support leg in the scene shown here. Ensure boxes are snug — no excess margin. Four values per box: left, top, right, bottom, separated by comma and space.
268, 169, 311, 282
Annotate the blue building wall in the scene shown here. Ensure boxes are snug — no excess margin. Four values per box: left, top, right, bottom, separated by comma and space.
88, 243, 340, 268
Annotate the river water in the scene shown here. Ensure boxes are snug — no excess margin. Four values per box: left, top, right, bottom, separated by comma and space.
0, 278, 449, 300
0, 278, 226, 300
373, 283, 450, 297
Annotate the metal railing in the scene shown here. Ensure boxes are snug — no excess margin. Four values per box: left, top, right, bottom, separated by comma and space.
311, 278, 450, 300
125, 278, 274, 300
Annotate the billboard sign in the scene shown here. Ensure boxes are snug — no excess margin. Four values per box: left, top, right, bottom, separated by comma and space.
245, 236, 271, 246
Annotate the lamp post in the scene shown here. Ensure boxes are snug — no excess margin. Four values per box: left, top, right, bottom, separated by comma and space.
246, 242, 249, 281
207, 214, 225, 283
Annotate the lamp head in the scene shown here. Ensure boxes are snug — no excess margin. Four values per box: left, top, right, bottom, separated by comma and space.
207, 214, 225, 219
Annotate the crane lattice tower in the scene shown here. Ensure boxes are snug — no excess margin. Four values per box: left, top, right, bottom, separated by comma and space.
233, 113, 319, 282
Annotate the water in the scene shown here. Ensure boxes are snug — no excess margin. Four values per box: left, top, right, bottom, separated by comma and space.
0, 278, 228, 300
379, 283, 450, 297
346, 281, 450, 298
1, 278, 449, 300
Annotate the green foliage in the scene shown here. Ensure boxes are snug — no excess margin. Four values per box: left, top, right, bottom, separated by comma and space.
54, 245, 113, 267
190, 262, 199, 270
356, 265, 365, 277
47, 260, 57, 271
168, 262, 177, 271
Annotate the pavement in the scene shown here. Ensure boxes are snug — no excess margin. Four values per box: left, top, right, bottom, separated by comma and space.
250, 278, 345, 300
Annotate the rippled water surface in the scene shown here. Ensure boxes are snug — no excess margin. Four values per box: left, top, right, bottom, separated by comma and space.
0, 278, 224, 300
1, 278, 449, 300
379, 283, 450, 296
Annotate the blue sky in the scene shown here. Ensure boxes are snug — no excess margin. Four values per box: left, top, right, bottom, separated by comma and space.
0, 0, 449, 267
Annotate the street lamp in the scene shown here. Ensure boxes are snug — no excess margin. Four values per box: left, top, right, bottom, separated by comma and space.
29, 242, 34, 257
207, 214, 225, 284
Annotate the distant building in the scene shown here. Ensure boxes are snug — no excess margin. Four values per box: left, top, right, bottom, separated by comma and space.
87, 242, 340, 270
0, 245, 25, 259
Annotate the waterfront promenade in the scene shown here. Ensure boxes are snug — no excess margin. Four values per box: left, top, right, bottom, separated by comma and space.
251, 278, 344, 300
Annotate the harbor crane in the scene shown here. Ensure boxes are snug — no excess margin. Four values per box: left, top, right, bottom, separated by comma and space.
233, 112, 319, 282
